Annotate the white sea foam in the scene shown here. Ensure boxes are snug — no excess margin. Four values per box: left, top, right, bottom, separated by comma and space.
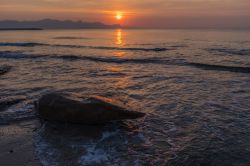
101, 129, 120, 141
34, 124, 60, 166
78, 130, 120, 165
78, 143, 110, 165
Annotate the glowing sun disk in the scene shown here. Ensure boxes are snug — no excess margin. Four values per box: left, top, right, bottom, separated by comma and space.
116, 12, 123, 20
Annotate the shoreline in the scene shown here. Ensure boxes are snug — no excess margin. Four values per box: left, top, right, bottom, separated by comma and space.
0, 120, 41, 166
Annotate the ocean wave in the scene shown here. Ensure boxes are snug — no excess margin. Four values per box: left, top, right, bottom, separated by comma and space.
0, 65, 12, 76
188, 62, 250, 73
1, 51, 249, 74
0, 103, 36, 124
50, 44, 170, 52
0, 51, 170, 64
0, 51, 47, 59
0, 97, 25, 111
0, 42, 46, 47
0, 42, 169, 52
53, 37, 92, 40
58, 55, 170, 64
127, 43, 187, 48
207, 48, 250, 56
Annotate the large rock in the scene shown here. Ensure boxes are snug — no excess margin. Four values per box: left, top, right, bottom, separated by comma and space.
36, 93, 145, 124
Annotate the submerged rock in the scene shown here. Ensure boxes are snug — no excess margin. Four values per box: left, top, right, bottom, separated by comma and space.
0, 65, 11, 76
36, 93, 145, 124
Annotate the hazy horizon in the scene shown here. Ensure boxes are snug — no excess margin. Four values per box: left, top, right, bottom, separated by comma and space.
1, 0, 250, 28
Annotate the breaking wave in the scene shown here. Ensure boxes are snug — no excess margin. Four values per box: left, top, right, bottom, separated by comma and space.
188, 62, 250, 73
0, 51, 47, 59
0, 42, 46, 47
0, 65, 12, 75
0, 42, 169, 52
0, 51, 172, 64
53, 37, 92, 40
207, 48, 250, 56
1, 51, 249, 74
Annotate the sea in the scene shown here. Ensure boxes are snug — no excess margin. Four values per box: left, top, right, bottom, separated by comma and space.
0, 29, 250, 166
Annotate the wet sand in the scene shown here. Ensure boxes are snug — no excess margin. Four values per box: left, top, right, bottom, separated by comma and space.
0, 120, 41, 166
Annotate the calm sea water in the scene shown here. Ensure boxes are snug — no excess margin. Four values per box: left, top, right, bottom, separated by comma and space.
0, 29, 250, 165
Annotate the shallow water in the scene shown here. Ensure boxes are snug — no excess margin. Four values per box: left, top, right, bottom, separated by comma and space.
0, 29, 250, 165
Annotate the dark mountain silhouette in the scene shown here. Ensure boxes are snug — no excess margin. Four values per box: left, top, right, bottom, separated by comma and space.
0, 19, 121, 29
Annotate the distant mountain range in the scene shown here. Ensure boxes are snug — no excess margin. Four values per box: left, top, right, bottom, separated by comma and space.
0, 19, 121, 29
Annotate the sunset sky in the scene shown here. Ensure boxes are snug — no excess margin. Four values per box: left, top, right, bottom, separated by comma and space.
1, 0, 250, 28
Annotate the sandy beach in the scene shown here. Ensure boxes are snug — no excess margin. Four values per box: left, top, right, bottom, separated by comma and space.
0, 120, 41, 166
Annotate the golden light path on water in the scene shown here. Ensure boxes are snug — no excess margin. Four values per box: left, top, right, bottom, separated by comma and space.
116, 29, 123, 45
114, 29, 126, 57
111, 29, 129, 90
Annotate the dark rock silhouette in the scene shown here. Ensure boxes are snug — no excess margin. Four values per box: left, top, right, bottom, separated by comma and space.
0, 19, 121, 29
36, 93, 145, 124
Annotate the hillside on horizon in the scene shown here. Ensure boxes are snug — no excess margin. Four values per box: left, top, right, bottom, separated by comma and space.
0, 19, 121, 29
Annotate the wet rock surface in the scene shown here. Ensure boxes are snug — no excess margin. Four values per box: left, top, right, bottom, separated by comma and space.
36, 93, 145, 124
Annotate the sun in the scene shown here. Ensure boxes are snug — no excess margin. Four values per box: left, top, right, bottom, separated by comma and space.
115, 12, 123, 20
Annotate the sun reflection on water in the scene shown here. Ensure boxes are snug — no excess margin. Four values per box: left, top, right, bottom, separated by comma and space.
116, 29, 123, 46
104, 65, 130, 89
106, 66, 123, 72
114, 52, 126, 57
115, 29, 126, 57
